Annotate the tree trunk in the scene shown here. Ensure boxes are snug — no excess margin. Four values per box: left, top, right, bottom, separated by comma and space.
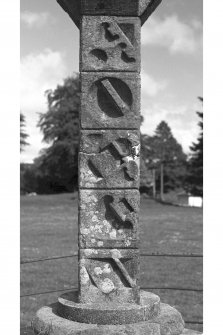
152, 169, 156, 198
160, 163, 164, 201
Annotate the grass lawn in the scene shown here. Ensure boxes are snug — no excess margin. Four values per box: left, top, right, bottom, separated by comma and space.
21, 193, 203, 333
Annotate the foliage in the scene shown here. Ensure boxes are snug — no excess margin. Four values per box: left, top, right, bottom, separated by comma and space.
20, 163, 51, 195
20, 163, 36, 194
186, 97, 203, 196
37, 75, 80, 193
141, 121, 187, 193
20, 113, 29, 152
140, 155, 154, 193
140, 132, 154, 194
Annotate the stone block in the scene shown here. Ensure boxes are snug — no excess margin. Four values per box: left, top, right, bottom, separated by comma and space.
33, 299, 187, 334
79, 129, 140, 188
80, 16, 140, 72
81, 0, 139, 16
80, 72, 140, 129
33, 303, 161, 334
81, 0, 162, 24
57, 1, 163, 27
79, 189, 140, 248
182, 330, 202, 335
79, 249, 140, 304
153, 303, 185, 335
58, 291, 160, 325
140, 0, 163, 25
56, 0, 81, 27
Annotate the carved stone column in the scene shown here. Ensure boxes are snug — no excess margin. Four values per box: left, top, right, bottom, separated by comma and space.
32, 1, 200, 334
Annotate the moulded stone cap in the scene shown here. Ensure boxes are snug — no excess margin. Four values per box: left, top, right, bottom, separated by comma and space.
140, 0, 163, 25
57, 0, 162, 28
56, 0, 81, 27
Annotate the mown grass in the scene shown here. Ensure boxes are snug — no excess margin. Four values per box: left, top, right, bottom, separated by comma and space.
20, 193, 203, 333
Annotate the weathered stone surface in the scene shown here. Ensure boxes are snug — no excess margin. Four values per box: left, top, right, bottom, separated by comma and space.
79, 129, 140, 188
33, 303, 161, 334
81, 0, 139, 16
33, 301, 187, 334
58, 290, 160, 325
153, 303, 185, 335
80, 72, 140, 129
57, 1, 163, 27
79, 189, 140, 248
81, 16, 140, 72
182, 330, 202, 335
79, 249, 140, 304
81, 0, 162, 25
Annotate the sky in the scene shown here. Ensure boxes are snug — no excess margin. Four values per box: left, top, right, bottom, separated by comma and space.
20, 0, 203, 163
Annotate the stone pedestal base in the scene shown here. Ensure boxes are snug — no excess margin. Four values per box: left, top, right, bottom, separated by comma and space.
32, 290, 202, 334
32, 300, 194, 334
182, 330, 202, 335
57, 290, 160, 325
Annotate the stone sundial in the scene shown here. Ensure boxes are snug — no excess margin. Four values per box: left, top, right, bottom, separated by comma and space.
32, 1, 200, 334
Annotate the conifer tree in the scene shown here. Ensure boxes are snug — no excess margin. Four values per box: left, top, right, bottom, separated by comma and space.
186, 97, 203, 196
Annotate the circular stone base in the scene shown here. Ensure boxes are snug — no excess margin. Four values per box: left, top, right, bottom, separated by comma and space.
57, 290, 160, 325
32, 301, 188, 335
182, 330, 202, 335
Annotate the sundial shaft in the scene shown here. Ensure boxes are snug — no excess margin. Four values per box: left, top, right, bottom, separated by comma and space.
32, 1, 197, 334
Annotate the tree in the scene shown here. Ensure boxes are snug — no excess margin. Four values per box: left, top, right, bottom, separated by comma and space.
140, 117, 154, 194
141, 121, 187, 199
186, 97, 203, 196
37, 75, 80, 193
140, 153, 154, 194
20, 113, 29, 152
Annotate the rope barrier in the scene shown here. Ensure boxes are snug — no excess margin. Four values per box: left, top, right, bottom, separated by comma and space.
20, 252, 203, 327
21, 252, 203, 265
20, 285, 202, 298
21, 254, 77, 264
142, 287, 202, 292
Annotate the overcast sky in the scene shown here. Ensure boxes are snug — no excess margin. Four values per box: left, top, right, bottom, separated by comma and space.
20, 0, 203, 163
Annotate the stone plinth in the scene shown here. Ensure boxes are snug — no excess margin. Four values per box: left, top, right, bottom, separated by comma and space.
57, 291, 160, 324
33, 299, 187, 335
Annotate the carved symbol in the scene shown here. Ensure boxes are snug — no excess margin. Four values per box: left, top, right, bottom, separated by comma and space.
90, 49, 108, 62
85, 264, 116, 294
111, 257, 136, 288
102, 22, 136, 63
96, 77, 133, 118
108, 196, 136, 228
111, 139, 139, 180
86, 134, 139, 182
84, 255, 136, 294
102, 194, 137, 235
88, 158, 104, 179
101, 79, 129, 115
89, 21, 136, 64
